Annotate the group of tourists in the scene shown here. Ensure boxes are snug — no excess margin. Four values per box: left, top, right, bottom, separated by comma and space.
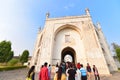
26, 62, 100, 80
26, 62, 51, 80
53, 62, 100, 80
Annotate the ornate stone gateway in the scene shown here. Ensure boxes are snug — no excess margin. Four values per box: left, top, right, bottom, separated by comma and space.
61, 47, 76, 63
30, 9, 118, 75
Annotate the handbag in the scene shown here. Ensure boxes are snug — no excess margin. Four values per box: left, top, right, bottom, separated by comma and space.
26, 77, 32, 80
26, 72, 33, 80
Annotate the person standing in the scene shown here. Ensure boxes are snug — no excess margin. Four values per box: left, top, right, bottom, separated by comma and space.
76, 63, 81, 70
39, 62, 49, 80
48, 64, 52, 80
75, 63, 81, 80
67, 63, 76, 80
48, 64, 51, 73
55, 63, 59, 73
86, 63, 92, 80
66, 62, 70, 80
80, 64, 87, 80
61, 62, 66, 74
26, 65, 35, 80
54, 66, 66, 80
93, 65, 100, 80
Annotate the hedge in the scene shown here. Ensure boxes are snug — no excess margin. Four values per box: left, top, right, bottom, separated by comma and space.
118, 68, 120, 70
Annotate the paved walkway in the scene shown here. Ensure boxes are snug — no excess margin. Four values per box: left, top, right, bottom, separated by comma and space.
0, 68, 28, 80
0, 68, 120, 80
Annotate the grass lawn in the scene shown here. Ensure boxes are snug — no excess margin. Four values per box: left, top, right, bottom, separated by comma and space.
0, 65, 27, 71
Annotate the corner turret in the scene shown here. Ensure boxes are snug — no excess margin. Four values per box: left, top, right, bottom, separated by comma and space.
97, 22, 101, 30
85, 8, 90, 16
46, 12, 50, 19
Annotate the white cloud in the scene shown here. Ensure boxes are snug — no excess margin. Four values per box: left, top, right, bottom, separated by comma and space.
64, 3, 75, 10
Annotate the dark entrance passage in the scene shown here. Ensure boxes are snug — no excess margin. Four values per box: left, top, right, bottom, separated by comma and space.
61, 47, 76, 63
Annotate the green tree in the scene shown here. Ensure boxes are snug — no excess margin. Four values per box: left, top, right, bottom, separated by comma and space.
0, 40, 14, 63
20, 50, 29, 64
112, 42, 120, 50
8, 58, 19, 66
5, 51, 14, 62
112, 42, 120, 62
116, 48, 120, 62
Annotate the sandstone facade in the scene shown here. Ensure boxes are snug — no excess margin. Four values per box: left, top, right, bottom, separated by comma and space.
30, 9, 117, 75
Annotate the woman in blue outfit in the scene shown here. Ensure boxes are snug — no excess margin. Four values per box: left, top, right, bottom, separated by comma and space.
80, 64, 87, 80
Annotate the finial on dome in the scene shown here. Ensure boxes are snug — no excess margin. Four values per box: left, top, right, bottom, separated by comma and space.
38, 26, 42, 33
85, 8, 90, 16
97, 22, 101, 29
38, 26, 41, 31
46, 12, 50, 18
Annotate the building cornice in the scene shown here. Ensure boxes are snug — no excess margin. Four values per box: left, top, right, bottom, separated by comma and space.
46, 15, 90, 21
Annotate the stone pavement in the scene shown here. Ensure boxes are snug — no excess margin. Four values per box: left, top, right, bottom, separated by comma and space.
0, 68, 120, 80
0, 68, 28, 80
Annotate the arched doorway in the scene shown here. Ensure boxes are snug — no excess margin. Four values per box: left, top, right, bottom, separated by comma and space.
61, 47, 76, 63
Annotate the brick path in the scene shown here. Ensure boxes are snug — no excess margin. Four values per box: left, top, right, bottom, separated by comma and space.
0, 68, 120, 80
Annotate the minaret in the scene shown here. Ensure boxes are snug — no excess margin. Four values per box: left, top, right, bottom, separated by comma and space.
85, 8, 90, 16
46, 12, 50, 19
38, 26, 42, 33
97, 22, 101, 30
96, 22, 118, 72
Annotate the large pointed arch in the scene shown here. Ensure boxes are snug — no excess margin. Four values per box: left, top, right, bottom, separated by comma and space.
52, 24, 82, 64
61, 47, 76, 63
54, 24, 81, 38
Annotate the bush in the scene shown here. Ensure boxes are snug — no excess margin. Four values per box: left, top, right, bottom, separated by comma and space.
0, 66, 27, 71
0, 63, 7, 66
7, 59, 19, 66
118, 68, 120, 70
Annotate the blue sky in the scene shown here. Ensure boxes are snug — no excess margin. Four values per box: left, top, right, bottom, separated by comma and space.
0, 0, 120, 56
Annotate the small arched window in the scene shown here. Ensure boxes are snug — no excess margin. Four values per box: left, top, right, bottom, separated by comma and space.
65, 35, 70, 43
